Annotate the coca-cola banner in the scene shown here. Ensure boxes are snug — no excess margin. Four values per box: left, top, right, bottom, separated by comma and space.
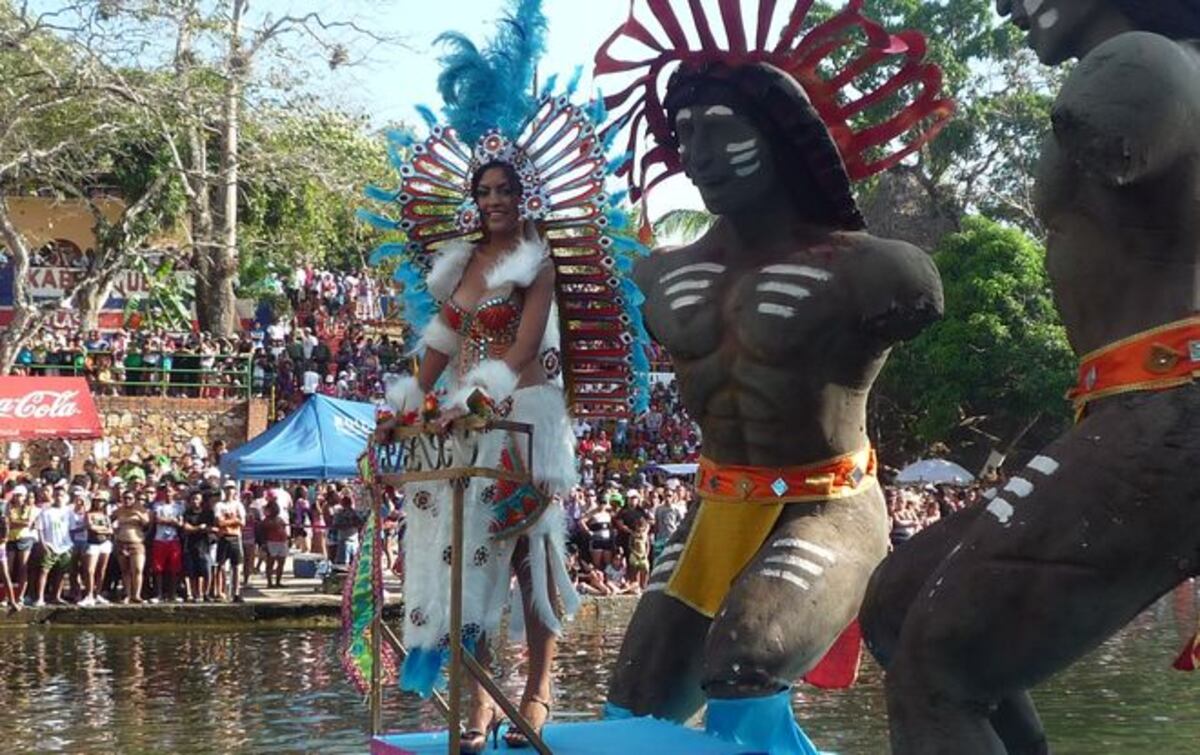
0, 377, 103, 440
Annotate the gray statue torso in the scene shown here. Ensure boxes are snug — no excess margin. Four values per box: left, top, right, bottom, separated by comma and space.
636, 225, 941, 467
1035, 33, 1200, 356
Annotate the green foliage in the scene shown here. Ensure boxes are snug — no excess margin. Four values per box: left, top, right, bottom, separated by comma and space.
813, 0, 1060, 236
879, 216, 1074, 447
236, 109, 392, 291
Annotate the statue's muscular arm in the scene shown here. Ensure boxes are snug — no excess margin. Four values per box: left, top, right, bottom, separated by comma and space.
1054, 32, 1200, 186
850, 235, 944, 346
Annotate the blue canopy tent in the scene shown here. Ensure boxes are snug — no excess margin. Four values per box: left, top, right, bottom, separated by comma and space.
219, 394, 377, 480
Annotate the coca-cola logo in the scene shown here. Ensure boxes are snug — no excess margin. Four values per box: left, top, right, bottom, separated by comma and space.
0, 390, 82, 419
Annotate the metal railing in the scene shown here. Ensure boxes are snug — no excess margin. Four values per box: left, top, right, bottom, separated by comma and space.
367, 418, 550, 755
22, 351, 255, 400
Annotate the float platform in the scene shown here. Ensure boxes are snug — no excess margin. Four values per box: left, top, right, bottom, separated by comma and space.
370, 717, 760, 754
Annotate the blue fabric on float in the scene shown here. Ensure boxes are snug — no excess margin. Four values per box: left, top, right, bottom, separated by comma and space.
372, 717, 757, 754
705, 689, 819, 755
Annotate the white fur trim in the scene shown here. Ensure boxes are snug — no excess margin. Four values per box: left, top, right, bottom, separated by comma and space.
417, 316, 461, 356
485, 237, 549, 291
426, 240, 474, 302
450, 359, 520, 408
510, 384, 578, 495
385, 375, 423, 413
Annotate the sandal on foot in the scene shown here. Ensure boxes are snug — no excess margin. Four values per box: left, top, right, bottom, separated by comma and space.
460, 703, 500, 754
503, 695, 551, 749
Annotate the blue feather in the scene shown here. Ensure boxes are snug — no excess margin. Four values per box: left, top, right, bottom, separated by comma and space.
363, 184, 399, 203
367, 243, 409, 266
564, 66, 582, 97
434, 0, 547, 145
415, 105, 439, 130
540, 72, 559, 98
356, 208, 399, 231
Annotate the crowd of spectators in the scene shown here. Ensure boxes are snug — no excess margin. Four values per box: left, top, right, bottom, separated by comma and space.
0, 443, 374, 611
8, 266, 413, 417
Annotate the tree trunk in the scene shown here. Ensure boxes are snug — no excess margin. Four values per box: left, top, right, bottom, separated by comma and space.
75, 277, 110, 331
0, 196, 46, 374
199, 0, 246, 337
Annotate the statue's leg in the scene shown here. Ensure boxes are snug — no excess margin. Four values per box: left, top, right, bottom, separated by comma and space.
700, 489, 888, 752
862, 507, 1049, 753
606, 505, 711, 722
886, 390, 1200, 755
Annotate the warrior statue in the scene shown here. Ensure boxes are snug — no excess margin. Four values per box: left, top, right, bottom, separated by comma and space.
593, 2, 952, 751
861, 1, 1200, 752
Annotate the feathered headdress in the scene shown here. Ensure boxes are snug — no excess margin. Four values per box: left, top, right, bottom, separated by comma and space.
359, 0, 651, 418
594, 0, 955, 206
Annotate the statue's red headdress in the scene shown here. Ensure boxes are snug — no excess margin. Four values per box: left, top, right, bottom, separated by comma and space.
594, 0, 955, 204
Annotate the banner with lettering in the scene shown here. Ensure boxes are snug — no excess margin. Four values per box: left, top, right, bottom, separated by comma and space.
0, 377, 103, 440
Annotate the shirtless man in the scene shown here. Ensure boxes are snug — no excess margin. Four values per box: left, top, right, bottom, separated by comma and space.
602, 61, 943, 752
861, 2, 1200, 752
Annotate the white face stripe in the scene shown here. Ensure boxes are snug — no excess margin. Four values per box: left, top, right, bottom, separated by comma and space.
987, 497, 1014, 524
644, 582, 665, 593
660, 543, 685, 558
1038, 8, 1058, 28
726, 139, 757, 153
670, 295, 705, 310
757, 281, 811, 301
729, 150, 758, 165
759, 568, 810, 591
664, 279, 712, 297
764, 554, 824, 576
1004, 477, 1035, 498
676, 108, 693, 123
772, 538, 837, 563
757, 302, 795, 319
1022, 0, 1043, 13
705, 105, 734, 117
760, 264, 832, 281
734, 162, 761, 178
660, 262, 725, 283
1027, 455, 1060, 476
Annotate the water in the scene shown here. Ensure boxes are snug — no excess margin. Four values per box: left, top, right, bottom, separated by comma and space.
2, 595, 1199, 753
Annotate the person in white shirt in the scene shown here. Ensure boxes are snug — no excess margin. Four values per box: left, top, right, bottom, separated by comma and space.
302, 367, 320, 395
151, 488, 185, 603
34, 488, 74, 606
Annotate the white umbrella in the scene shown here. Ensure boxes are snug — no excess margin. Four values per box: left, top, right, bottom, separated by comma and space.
895, 459, 975, 485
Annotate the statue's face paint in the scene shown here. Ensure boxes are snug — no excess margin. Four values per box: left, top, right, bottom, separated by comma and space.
1001, 0, 1106, 66
675, 100, 778, 215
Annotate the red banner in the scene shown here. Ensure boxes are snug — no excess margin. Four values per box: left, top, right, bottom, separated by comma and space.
0, 377, 102, 440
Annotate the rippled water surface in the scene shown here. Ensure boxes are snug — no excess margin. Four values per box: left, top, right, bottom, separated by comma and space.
2, 594, 1200, 753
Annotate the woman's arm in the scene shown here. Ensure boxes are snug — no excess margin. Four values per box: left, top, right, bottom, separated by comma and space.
502, 263, 555, 376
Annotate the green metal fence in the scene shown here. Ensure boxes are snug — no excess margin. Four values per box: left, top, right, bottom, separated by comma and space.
24, 351, 255, 400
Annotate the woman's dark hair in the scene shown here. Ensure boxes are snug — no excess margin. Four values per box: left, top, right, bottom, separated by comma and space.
1113, 0, 1200, 38
664, 61, 865, 231
469, 160, 524, 201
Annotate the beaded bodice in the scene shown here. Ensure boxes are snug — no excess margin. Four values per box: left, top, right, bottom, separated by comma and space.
443, 288, 525, 377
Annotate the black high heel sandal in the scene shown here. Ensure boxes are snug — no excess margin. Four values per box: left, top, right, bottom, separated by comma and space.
502, 695, 551, 749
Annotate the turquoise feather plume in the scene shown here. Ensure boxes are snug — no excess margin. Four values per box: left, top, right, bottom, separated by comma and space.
434, 0, 546, 145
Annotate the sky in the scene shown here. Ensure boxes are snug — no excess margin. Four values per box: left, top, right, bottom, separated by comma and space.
267, 0, 709, 217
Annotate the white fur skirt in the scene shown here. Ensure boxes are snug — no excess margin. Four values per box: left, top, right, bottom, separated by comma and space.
399, 384, 580, 696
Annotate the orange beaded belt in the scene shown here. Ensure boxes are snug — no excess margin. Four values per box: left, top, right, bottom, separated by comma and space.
1068, 316, 1200, 419
695, 447, 877, 504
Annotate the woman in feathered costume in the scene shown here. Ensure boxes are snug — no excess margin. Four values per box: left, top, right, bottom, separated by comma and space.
363, 0, 650, 750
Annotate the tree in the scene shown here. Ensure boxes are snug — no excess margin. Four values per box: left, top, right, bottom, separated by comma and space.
874, 216, 1075, 467
0, 2, 178, 372
812, 0, 1061, 241
59, 0, 397, 335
